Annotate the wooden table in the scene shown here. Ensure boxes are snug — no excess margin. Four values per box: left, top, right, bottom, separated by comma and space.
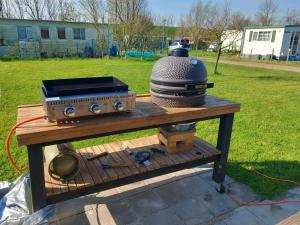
16, 95, 240, 212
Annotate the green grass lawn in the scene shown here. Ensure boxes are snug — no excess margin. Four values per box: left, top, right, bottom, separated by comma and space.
1, 58, 300, 198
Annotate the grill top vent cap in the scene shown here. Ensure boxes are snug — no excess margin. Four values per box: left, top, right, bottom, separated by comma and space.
151, 55, 207, 84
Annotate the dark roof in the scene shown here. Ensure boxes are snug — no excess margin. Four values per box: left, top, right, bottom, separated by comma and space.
0, 18, 104, 26
244, 24, 300, 29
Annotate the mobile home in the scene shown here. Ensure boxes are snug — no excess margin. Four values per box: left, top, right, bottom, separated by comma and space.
0, 18, 111, 57
241, 25, 300, 60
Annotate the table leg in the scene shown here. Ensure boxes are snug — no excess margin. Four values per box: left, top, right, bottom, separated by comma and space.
27, 144, 47, 212
213, 113, 234, 186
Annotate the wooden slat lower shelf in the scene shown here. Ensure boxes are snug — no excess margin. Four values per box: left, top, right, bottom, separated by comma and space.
44, 135, 221, 198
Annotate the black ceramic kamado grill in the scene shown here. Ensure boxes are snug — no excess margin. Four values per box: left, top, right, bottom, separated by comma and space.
150, 48, 213, 108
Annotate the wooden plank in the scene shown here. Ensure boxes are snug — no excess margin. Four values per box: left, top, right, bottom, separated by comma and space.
79, 147, 103, 184
122, 140, 149, 173
111, 142, 140, 175
44, 135, 221, 197
132, 138, 161, 171
101, 144, 125, 178
89, 146, 110, 182
277, 212, 300, 225
107, 142, 134, 177
94, 145, 118, 181
77, 149, 94, 187
16, 95, 240, 146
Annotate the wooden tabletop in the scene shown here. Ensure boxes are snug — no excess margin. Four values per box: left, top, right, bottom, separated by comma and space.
16, 95, 240, 146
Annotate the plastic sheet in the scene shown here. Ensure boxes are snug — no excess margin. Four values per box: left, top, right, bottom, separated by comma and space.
0, 174, 54, 225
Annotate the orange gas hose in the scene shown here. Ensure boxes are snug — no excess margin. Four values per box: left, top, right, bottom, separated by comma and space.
5, 115, 46, 174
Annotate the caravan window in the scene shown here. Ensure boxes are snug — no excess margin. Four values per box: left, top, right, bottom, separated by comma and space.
73, 28, 85, 40
257, 31, 272, 41
253, 32, 258, 41
40, 27, 50, 39
57, 27, 66, 39
17, 26, 33, 40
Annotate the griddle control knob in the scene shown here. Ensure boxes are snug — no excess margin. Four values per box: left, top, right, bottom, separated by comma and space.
64, 106, 75, 117
114, 100, 124, 111
90, 103, 101, 114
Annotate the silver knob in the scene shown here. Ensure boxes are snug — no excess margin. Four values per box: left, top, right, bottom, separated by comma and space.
114, 100, 124, 111
90, 103, 101, 114
64, 106, 75, 117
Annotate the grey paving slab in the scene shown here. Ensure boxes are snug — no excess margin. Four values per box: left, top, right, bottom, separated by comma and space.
227, 181, 257, 202
47, 168, 300, 225
94, 187, 122, 203
179, 175, 216, 196
57, 212, 87, 225
125, 190, 168, 217
139, 208, 184, 225
213, 221, 227, 225
117, 180, 150, 199
54, 196, 93, 220
198, 170, 236, 188
154, 175, 214, 206
201, 191, 239, 216
274, 187, 300, 212
218, 207, 266, 225
104, 200, 140, 225
168, 197, 215, 225
84, 207, 119, 225
247, 203, 297, 225
143, 173, 174, 189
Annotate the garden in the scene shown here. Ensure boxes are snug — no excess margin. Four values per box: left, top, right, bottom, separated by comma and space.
0, 57, 299, 198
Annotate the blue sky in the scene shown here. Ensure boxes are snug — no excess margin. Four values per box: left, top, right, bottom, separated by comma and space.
148, 0, 300, 25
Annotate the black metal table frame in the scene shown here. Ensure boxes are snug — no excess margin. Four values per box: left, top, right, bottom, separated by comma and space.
27, 113, 234, 212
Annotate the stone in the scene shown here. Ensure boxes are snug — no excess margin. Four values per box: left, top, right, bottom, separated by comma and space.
201, 191, 239, 216
103, 200, 140, 225
54, 196, 93, 220
154, 179, 192, 205
139, 208, 184, 225
125, 190, 168, 217
220, 207, 266, 225
227, 181, 257, 202
179, 175, 216, 196
198, 170, 236, 188
117, 180, 150, 198
168, 197, 215, 225
247, 202, 297, 225
144, 173, 174, 189
57, 212, 87, 225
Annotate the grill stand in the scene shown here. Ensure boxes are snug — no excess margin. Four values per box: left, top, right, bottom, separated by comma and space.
16, 95, 239, 212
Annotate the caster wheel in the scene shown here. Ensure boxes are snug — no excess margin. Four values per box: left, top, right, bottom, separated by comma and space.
216, 183, 226, 194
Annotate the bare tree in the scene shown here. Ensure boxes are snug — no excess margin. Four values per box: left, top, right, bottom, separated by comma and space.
0, 0, 13, 18
107, 0, 148, 56
205, 2, 248, 74
134, 13, 154, 58
80, 0, 108, 56
154, 15, 174, 52
283, 8, 300, 25
256, 0, 278, 25
24, 0, 46, 20
0, 0, 4, 18
184, 0, 213, 50
46, 0, 59, 20
58, 0, 80, 21
12, 0, 25, 19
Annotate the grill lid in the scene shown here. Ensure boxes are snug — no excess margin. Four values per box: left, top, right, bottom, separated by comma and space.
150, 48, 212, 107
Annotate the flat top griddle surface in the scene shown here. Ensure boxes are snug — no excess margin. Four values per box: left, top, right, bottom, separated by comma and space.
42, 76, 128, 97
